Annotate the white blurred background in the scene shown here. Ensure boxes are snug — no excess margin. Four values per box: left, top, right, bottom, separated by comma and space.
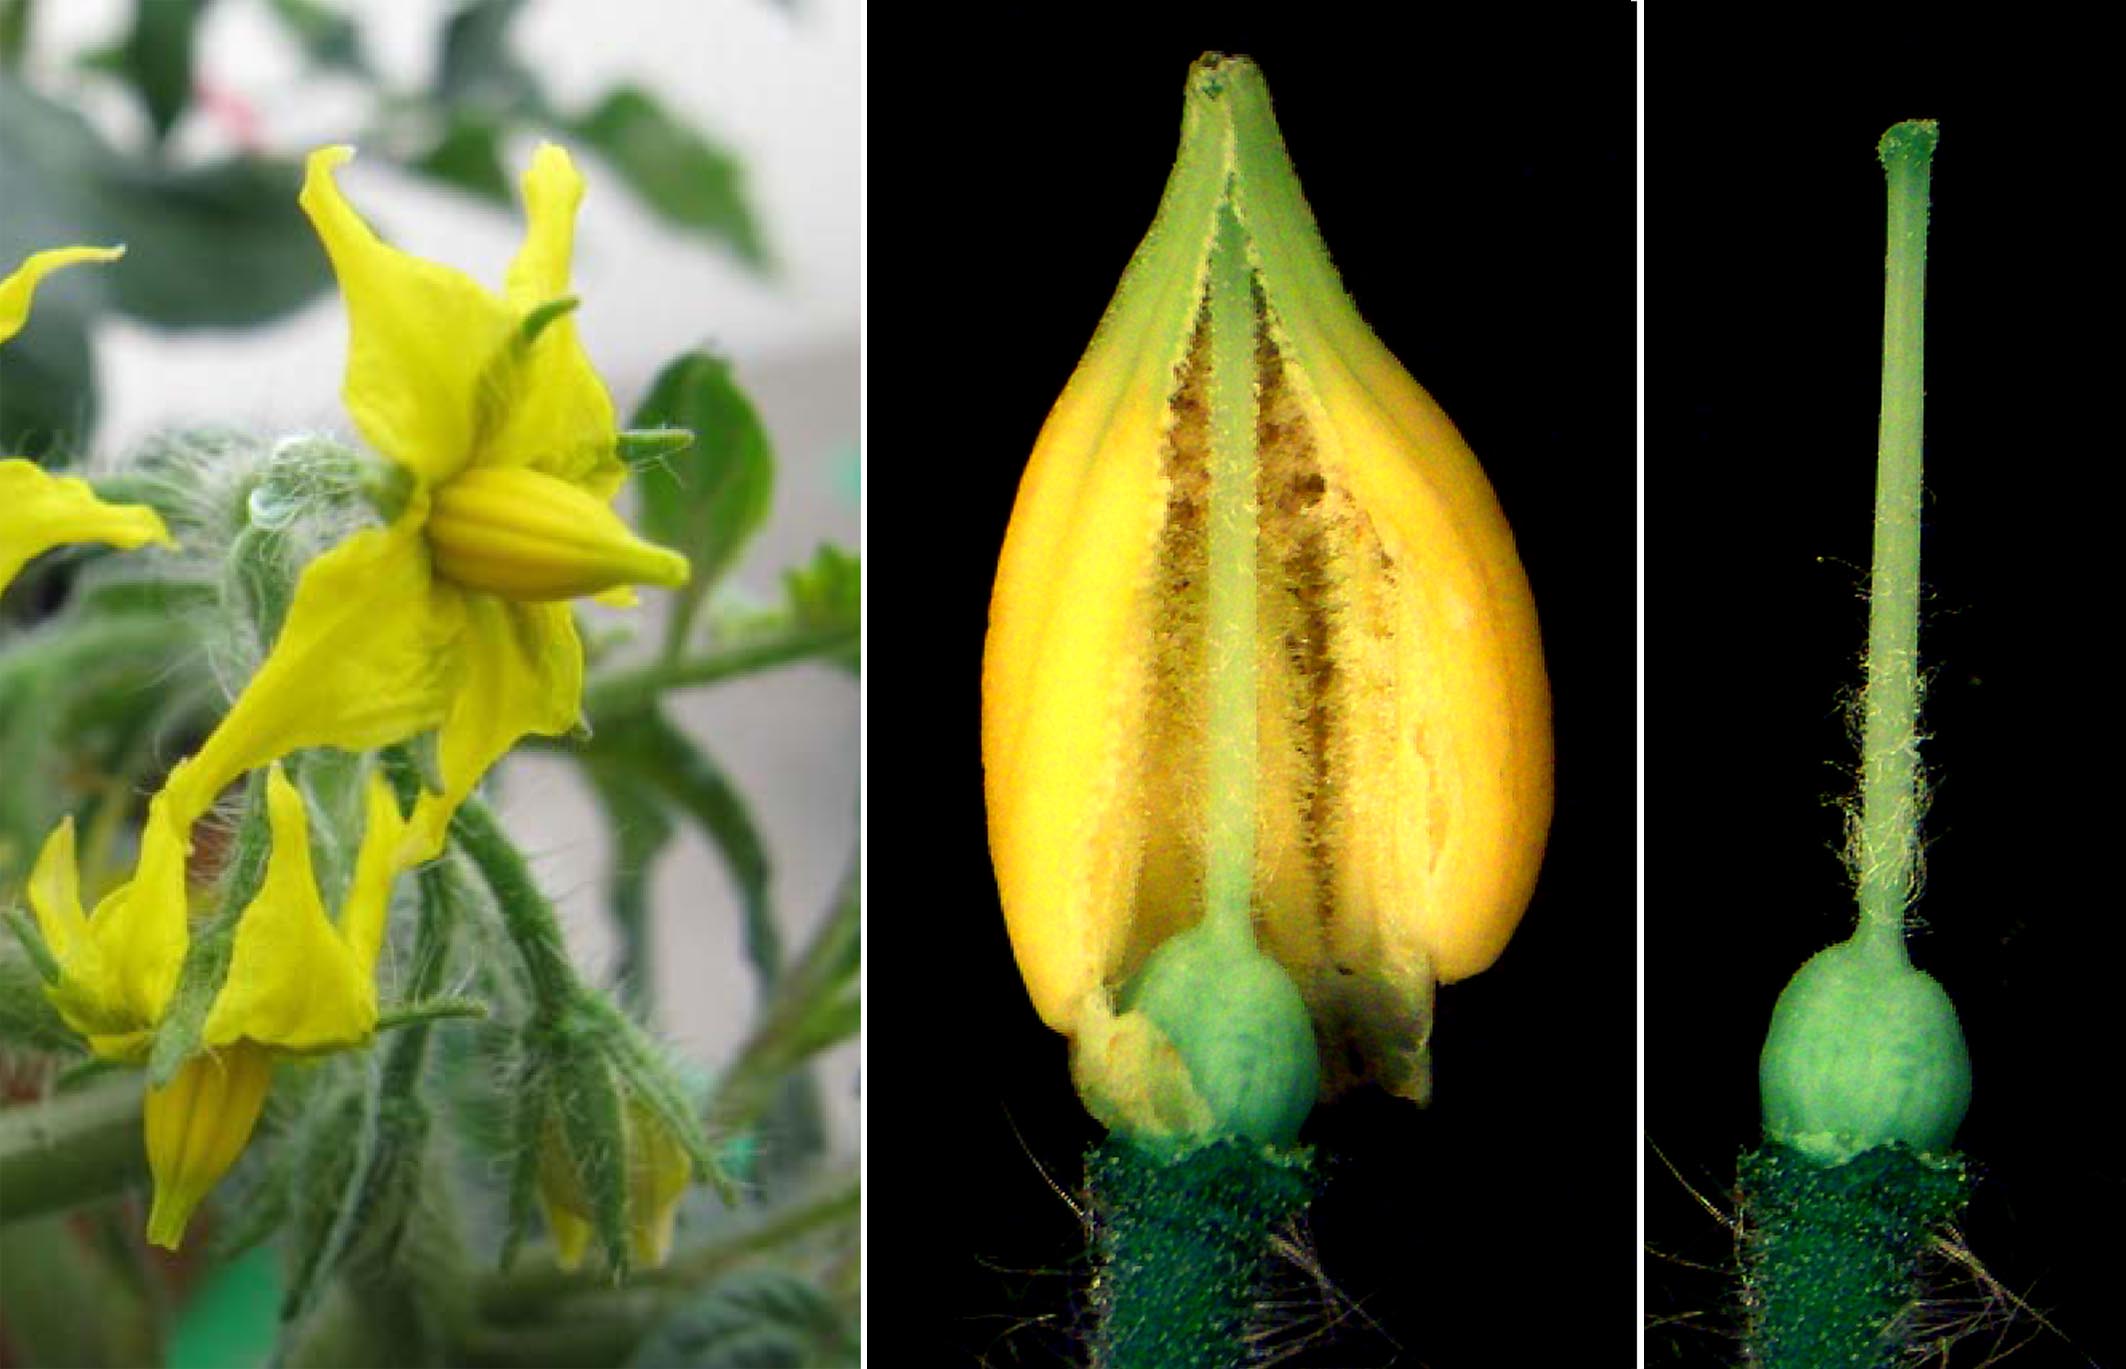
14, 0, 861, 1154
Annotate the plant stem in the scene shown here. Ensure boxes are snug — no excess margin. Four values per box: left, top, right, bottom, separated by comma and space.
580, 622, 857, 718
450, 797, 581, 1010
705, 869, 856, 1137
0, 1076, 145, 1224
1853, 121, 1936, 966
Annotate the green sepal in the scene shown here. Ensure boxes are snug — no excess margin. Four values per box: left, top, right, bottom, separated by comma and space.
1739, 1140, 1969, 1369
375, 996, 489, 1032
4, 906, 61, 985
544, 1015, 634, 1278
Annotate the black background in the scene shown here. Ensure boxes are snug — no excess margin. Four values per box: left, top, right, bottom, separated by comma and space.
1645, 20, 2119, 1369
868, 14, 1632, 1366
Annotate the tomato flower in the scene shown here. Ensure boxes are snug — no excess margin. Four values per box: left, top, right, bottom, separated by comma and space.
160, 145, 688, 859
29, 762, 408, 1247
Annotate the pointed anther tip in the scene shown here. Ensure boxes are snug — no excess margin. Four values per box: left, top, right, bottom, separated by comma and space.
1877, 119, 1939, 169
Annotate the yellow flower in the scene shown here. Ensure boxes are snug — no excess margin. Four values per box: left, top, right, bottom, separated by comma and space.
158, 144, 688, 858
983, 56, 1552, 1142
30, 762, 407, 1247
0, 245, 174, 593
24, 793, 190, 1061
536, 1100, 694, 1271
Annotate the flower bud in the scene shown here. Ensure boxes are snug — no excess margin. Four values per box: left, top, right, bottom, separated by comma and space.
536, 1099, 694, 1271
426, 465, 689, 601
984, 54, 1551, 1137
143, 1040, 274, 1249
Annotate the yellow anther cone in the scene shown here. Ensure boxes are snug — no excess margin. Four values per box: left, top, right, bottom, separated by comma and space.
982, 54, 1551, 1136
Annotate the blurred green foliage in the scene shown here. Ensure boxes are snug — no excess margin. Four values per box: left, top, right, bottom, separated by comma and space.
0, 0, 771, 455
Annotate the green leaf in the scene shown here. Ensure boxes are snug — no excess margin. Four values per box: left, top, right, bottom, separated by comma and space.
628, 350, 776, 652
0, 291, 95, 459
267, 0, 366, 74
0, 79, 332, 331
435, 0, 536, 114
0, 940, 80, 1052
118, 0, 205, 142
780, 545, 860, 673
0, 0, 31, 72
627, 1269, 854, 1369
584, 708, 777, 994
408, 107, 513, 204
585, 758, 674, 1014
571, 86, 769, 269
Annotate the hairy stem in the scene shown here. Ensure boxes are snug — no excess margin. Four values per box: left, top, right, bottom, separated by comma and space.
451, 797, 580, 1010
581, 622, 857, 719
0, 1075, 146, 1224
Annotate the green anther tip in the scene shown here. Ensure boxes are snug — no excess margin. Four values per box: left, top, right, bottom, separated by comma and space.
1876, 119, 1939, 169
518, 295, 582, 348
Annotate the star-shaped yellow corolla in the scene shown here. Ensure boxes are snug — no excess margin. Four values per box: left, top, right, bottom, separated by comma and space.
157, 144, 688, 859
0, 245, 175, 592
28, 761, 407, 1247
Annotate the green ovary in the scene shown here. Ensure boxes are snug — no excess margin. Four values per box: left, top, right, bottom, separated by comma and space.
1120, 918, 1320, 1148
1758, 940, 1970, 1164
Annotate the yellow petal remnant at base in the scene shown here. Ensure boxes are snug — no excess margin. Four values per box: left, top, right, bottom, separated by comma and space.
537, 1101, 695, 1271
982, 54, 1552, 1135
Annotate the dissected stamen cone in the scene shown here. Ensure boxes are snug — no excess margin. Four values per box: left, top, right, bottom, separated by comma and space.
984, 53, 1552, 1132
426, 465, 690, 601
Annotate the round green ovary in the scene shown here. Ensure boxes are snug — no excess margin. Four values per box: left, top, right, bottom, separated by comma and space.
1123, 921, 1320, 1147
1759, 940, 1970, 1164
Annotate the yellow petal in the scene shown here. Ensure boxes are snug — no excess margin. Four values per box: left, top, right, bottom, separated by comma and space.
39, 798, 190, 1059
202, 764, 387, 1054
625, 1104, 692, 1268
542, 1198, 594, 1272
26, 816, 91, 964
144, 1041, 274, 1249
166, 518, 463, 831
403, 598, 580, 862
300, 147, 511, 488
534, 1116, 595, 1270
0, 458, 174, 593
338, 771, 410, 976
478, 144, 624, 498
0, 245, 124, 346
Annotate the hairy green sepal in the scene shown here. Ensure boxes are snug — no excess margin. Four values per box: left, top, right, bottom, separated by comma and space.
1088, 1136, 1315, 1369
1741, 1141, 1969, 1369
